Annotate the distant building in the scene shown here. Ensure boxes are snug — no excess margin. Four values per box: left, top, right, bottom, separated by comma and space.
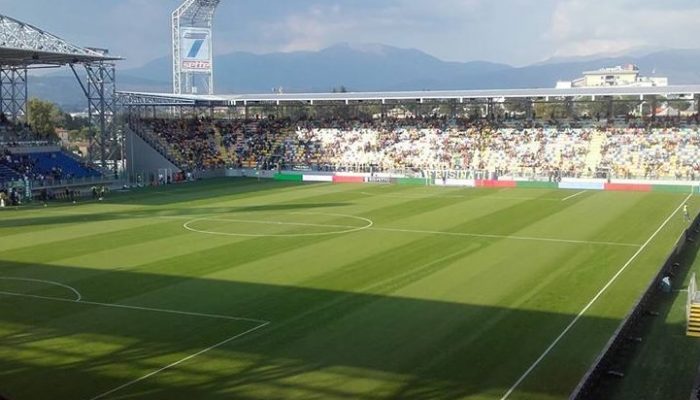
556, 64, 668, 89
69, 111, 89, 119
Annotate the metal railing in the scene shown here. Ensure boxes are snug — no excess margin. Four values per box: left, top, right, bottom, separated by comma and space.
275, 163, 700, 183
689, 273, 697, 328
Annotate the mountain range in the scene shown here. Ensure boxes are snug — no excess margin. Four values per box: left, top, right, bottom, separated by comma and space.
28, 43, 700, 111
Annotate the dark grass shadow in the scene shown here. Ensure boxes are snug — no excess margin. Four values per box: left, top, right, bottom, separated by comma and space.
0, 197, 358, 231
0, 260, 634, 400
0, 202, 355, 229
0, 178, 318, 212
0, 178, 360, 229
598, 229, 700, 400
108, 178, 308, 206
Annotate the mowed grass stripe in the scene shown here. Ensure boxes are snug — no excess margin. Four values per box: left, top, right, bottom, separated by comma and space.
142, 187, 562, 293
4, 184, 638, 320
0, 181, 369, 271
0, 179, 696, 400
123, 188, 637, 325
366, 189, 610, 244
217, 191, 688, 400
0, 213, 167, 252
8, 184, 515, 305
227, 205, 636, 396
67, 200, 498, 304
502, 193, 697, 399
0, 221, 183, 264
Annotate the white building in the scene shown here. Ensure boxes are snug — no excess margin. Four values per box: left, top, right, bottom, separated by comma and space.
557, 64, 668, 89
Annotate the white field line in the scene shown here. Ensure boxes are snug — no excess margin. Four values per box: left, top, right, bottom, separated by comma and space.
88, 320, 270, 400
499, 192, 693, 400
0, 291, 268, 325
173, 216, 639, 247
191, 217, 363, 230
562, 191, 586, 202
369, 227, 640, 248
360, 191, 563, 201
183, 213, 374, 238
0, 277, 82, 301
0, 282, 272, 399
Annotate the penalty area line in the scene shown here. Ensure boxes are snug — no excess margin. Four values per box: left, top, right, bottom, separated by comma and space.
562, 191, 586, 202
88, 320, 270, 400
0, 290, 273, 399
0, 290, 268, 325
499, 192, 693, 400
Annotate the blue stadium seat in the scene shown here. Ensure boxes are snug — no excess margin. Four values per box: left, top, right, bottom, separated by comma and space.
0, 151, 101, 185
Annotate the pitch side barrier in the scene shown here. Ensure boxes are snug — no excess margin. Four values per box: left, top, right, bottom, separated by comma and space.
569, 213, 700, 400
691, 364, 700, 400
272, 171, 700, 193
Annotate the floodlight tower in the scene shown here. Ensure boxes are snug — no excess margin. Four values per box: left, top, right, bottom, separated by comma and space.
172, 0, 220, 95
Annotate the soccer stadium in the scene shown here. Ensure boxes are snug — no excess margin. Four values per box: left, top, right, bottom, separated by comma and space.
2, 1, 700, 400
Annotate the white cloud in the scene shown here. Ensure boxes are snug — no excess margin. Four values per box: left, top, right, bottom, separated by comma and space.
275, 5, 352, 52
254, 1, 487, 54
547, 0, 700, 58
5, 0, 700, 68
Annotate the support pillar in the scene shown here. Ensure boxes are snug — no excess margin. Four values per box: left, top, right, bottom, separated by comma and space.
565, 97, 574, 119
71, 62, 117, 174
0, 67, 28, 123
525, 98, 534, 121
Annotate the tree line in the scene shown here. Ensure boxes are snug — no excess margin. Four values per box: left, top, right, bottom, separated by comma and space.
25, 98, 92, 141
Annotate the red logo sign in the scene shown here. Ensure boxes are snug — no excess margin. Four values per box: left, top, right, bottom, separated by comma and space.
182, 61, 211, 70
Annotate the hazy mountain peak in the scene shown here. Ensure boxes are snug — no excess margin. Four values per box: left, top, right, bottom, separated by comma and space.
29, 44, 700, 111
537, 45, 672, 65
326, 42, 395, 55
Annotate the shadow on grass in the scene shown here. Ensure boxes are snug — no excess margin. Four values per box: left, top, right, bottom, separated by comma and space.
599, 230, 700, 400
0, 260, 635, 400
111, 178, 307, 207
0, 202, 356, 229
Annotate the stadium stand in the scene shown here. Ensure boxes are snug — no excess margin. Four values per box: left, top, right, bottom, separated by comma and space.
132, 116, 700, 181
0, 150, 102, 186
0, 119, 103, 188
144, 117, 292, 170
0, 161, 20, 182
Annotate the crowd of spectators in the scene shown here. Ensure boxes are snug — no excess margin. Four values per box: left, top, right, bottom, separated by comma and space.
5, 153, 64, 182
0, 114, 49, 146
137, 116, 700, 181
0, 116, 104, 190
145, 118, 293, 170
599, 128, 700, 180
1, 150, 101, 187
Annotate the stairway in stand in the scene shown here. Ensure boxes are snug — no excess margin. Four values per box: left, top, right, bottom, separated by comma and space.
688, 304, 700, 337
584, 132, 605, 173
213, 126, 232, 163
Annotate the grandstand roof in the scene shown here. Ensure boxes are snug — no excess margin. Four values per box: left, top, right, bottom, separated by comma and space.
0, 13, 121, 66
118, 85, 700, 107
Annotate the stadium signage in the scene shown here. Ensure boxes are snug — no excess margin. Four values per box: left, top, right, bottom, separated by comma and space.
366, 176, 393, 184
181, 28, 212, 72
182, 60, 211, 70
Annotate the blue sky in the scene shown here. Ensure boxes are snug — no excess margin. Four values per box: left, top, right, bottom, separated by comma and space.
2, 0, 700, 68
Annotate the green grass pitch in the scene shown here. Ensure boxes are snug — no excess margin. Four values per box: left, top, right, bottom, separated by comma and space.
0, 179, 697, 400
